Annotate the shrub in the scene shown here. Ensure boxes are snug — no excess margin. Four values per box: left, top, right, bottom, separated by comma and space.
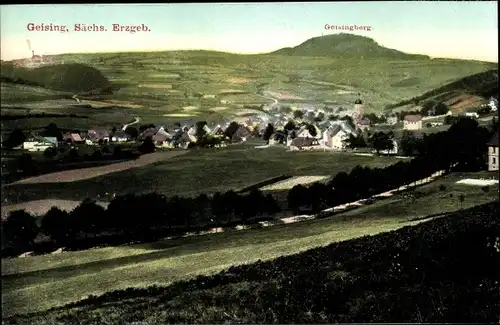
2, 210, 39, 249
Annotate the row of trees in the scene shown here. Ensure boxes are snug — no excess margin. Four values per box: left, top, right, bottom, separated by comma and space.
2, 189, 281, 252
343, 131, 395, 154
287, 117, 496, 213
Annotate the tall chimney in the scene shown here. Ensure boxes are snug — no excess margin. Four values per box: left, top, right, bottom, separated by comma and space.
32, 50, 34, 57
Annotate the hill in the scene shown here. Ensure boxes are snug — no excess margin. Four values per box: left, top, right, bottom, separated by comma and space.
0, 62, 113, 95
270, 33, 430, 59
4, 201, 498, 324
386, 69, 498, 112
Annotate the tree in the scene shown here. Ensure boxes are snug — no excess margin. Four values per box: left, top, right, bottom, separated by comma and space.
306, 124, 317, 137
2, 210, 39, 249
224, 122, 240, 140
458, 193, 465, 210
69, 199, 107, 238
287, 184, 308, 213
42, 123, 63, 141
41, 207, 70, 245
139, 137, 156, 154
111, 126, 117, 134
341, 115, 355, 129
91, 149, 102, 160
17, 153, 35, 174
315, 112, 325, 122
400, 131, 419, 156
69, 148, 79, 159
293, 110, 304, 119
370, 132, 394, 154
44, 146, 57, 158
264, 194, 280, 215
195, 121, 208, 140
422, 100, 436, 115
284, 121, 296, 132
124, 126, 139, 139
3, 128, 26, 149
113, 145, 122, 158
434, 102, 449, 115
263, 123, 275, 142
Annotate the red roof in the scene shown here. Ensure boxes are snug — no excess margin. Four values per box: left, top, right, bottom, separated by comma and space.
404, 115, 422, 122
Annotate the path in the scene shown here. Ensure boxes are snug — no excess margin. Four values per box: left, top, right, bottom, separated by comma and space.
6, 150, 188, 186
122, 117, 140, 131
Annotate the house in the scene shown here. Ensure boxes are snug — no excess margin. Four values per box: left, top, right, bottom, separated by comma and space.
356, 117, 371, 131
22, 135, 57, 152
403, 115, 423, 130
489, 96, 498, 112
296, 125, 322, 140
171, 130, 191, 149
111, 130, 131, 142
288, 137, 320, 151
231, 125, 251, 142
465, 112, 479, 119
152, 133, 171, 147
487, 131, 499, 171
321, 121, 357, 150
87, 129, 110, 144
138, 127, 158, 141
268, 131, 287, 145
210, 125, 225, 138
63, 133, 83, 144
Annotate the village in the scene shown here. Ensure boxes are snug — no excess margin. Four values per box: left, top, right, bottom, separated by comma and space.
11, 94, 499, 158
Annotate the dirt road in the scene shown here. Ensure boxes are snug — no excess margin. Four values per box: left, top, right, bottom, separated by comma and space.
7, 150, 188, 185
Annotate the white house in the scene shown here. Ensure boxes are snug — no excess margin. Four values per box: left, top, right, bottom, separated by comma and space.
465, 112, 479, 119
322, 121, 357, 150
489, 96, 498, 112
403, 115, 423, 130
23, 135, 57, 152
487, 131, 499, 171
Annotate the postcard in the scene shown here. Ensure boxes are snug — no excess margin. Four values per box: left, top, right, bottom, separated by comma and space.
1, 2, 499, 324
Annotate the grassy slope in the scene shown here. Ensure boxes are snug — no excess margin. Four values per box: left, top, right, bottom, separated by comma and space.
0, 63, 112, 94
386, 69, 498, 112
1, 144, 404, 204
1, 171, 498, 317
4, 50, 494, 116
2, 200, 498, 323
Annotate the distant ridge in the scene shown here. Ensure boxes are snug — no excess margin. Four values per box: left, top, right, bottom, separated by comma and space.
270, 33, 430, 59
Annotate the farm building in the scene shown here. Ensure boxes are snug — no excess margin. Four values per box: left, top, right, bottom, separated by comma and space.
403, 115, 423, 130
288, 137, 320, 151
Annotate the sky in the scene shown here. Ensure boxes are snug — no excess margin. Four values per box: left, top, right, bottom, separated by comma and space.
1, 2, 498, 62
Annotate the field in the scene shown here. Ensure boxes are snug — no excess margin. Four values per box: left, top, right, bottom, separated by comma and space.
2, 47, 497, 133
1, 177, 498, 318
1, 144, 404, 206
